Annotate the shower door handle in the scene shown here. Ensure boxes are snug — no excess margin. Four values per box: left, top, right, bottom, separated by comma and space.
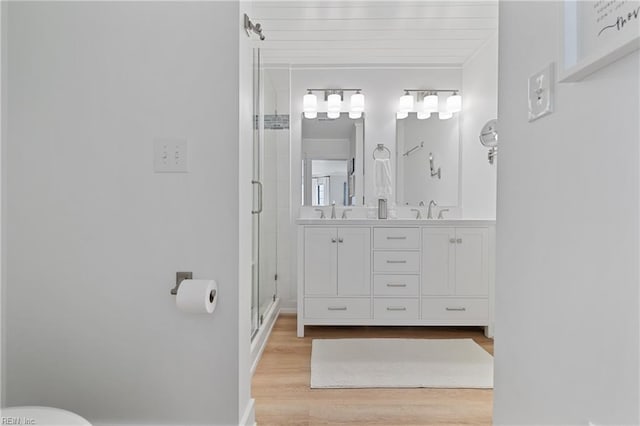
251, 180, 263, 214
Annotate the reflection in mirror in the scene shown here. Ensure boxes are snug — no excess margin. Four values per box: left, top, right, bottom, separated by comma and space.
396, 113, 459, 206
302, 113, 364, 206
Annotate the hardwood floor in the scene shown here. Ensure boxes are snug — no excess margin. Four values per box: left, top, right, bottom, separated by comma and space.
252, 314, 494, 426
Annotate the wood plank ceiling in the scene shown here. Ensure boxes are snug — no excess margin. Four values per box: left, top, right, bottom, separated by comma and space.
251, 1, 499, 66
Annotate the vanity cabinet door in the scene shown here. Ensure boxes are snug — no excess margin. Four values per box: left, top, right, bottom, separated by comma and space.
337, 228, 371, 296
454, 228, 489, 296
304, 227, 338, 296
421, 227, 456, 295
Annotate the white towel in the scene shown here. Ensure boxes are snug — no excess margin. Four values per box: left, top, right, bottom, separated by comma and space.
374, 158, 392, 198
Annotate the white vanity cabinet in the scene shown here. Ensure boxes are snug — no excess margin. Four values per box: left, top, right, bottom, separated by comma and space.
302, 227, 371, 322
297, 220, 495, 338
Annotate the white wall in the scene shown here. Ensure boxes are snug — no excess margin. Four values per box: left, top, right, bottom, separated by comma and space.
461, 34, 498, 219
494, 2, 639, 425
3, 2, 253, 424
0, 0, 5, 406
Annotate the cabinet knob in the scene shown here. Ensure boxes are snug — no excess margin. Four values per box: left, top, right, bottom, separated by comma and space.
457, 238, 462, 244
449, 238, 456, 243
338, 238, 344, 243
331, 238, 337, 243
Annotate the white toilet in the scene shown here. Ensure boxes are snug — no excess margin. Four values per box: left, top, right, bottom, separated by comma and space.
1, 406, 91, 425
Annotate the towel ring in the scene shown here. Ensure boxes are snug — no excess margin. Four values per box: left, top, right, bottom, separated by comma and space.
373, 144, 391, 160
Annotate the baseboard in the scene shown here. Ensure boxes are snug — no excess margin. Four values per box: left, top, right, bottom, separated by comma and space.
250, 298, 280, 375
279, 307, 297, 315
239, 397, 256, 426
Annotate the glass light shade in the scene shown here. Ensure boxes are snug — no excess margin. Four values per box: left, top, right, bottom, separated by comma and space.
350, 93, 365, 112
439, 111, 453, 120
399, 94, 414, 112
327, 94, 342, 112
304, 111, 317, 119
447, 93, 462, 113
417, 111, 431, 120
423, 94, 438, 113
349, 111, 362, 119
327, 111, 340, 119
303, 93, 317, 112
396, 111, 408, 120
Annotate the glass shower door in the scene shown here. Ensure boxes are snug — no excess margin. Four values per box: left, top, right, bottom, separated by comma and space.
251, 48, 278, 339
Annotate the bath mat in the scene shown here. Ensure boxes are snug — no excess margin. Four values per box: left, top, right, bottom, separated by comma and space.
310, 338, 493, 389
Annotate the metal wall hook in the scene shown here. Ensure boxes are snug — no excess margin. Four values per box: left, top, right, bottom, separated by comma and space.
244, 14, 266, 40
429, 152, 441, 179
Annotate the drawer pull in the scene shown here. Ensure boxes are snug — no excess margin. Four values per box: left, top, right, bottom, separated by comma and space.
445, 307, 467, 312
386, 236, 407, 240
386, 306, 407, 311
328, 306, 347, 311
386, 283, 407, 287
386, 260, 407, 264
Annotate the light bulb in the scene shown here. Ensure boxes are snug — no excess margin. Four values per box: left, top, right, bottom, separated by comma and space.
439, 111, 453, 120
417, 111, 431, 120
447, 92, 462, 113
327, 93, 341, 112
349, 111, 362, 119
327, 111, 340, 119
399, 92, 414, 112
396, 111, 408, 120
304, 111, 317, 119
350, 92, 365, 112
303, 92, 317, 113
423, 93, 438, 113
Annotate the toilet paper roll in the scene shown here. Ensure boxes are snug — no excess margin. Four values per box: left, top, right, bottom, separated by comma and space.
176, 279, 218, 314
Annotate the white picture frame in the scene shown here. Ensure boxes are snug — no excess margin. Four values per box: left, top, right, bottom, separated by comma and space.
560, 0, 640, 82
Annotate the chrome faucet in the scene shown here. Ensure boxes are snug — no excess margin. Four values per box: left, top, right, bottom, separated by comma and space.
437, 208, 449, 219
314, 208, 325, 219
427, 200, 437, 219
331, 201, 336, 219
341, 209, 352, 219
410, 208, 422, 219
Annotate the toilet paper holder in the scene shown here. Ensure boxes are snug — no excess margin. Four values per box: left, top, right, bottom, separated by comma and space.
170, 271, 218, 303
170, 271, 193, 295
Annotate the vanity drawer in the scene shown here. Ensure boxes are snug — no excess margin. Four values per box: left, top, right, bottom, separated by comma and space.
421, 298, 489, 321
373, 298, 419, 320
373, 274, 420, 296
374, 227, 420, 249
373, 251, 420, 273
305, 298, 371, 319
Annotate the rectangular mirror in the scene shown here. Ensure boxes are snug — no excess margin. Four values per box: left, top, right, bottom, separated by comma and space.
302, 113, 364, 206
396, 113, 460, 207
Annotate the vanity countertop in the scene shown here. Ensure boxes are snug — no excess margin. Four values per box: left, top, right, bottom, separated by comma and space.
296, 218, 496, 226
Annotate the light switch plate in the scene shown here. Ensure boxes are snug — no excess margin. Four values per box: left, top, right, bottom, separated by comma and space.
154, 138, 188, 173
528, 63, 555, 122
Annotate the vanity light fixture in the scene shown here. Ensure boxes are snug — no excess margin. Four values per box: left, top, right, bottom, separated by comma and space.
303, 90, 317, 119
447, 91, 462, 113
399, 90, 414, 113
350, 90, 365, 113
423, 92, 439, 113
397, 89, 462, 119
303, 89, 364, 120
327, 93, 342, 113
